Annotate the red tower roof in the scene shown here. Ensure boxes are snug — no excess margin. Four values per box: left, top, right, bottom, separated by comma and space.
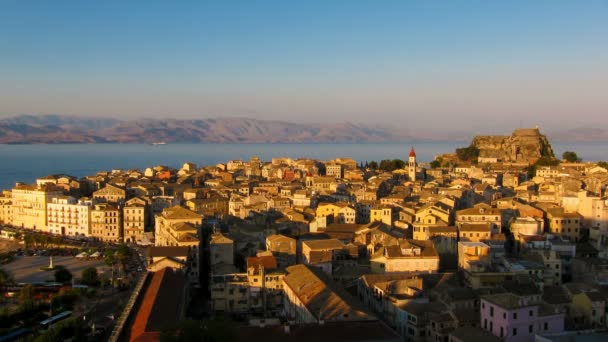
409, 147, 416, 157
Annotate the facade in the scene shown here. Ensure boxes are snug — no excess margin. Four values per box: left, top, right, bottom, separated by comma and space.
546, 209, 582, 242
266, 234, 297, 268
326, 163, 344, 179
11, 184, 63, 230
123, 197, 148, 243
456, 203, 502, 234
458, 241, 491, 272
46, 196, 91, 237
92, 183, 126, 203
480, 293, 564, 342
0, 194, 13, 226
371, 240, 440, 273
91, 203, 122, 242
209, 232, 235, 268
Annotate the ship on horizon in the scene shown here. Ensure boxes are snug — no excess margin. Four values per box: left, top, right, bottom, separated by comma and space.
151, 141, 167, 145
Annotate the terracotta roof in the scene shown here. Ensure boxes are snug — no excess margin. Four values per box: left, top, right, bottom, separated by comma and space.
247, 255, 278, 272
128, 268, 186, 342
409, 147, 416, 157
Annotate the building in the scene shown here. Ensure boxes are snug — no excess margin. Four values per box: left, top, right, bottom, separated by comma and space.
370, 240, 440, 274
0, 193, 13, 225
282, 264, 373, 324
266, 234, 297, 269
127, 268, 188, 342
326, 163, 344, 179
408, 147, 417, 181
480, 293, 565, 341
93, 183, 126, 203
546, 208, 582, 242
11, 183, 63, 230
458, 241, 491, 272
300, 238, 345, 274
209, 232, 235, 268
456, 203, 502, 234
123, 197, 149, 244
46, 196, 91, 237
316, 202, 357, 224
91, 203, 122, 242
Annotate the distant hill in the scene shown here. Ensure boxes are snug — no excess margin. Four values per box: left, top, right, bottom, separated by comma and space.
0, 115, 419, 144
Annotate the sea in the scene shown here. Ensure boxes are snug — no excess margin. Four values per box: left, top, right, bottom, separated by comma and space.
0, 141, 606, 191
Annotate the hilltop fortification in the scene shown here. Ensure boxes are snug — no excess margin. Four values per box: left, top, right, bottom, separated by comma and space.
472, 128, 555, 164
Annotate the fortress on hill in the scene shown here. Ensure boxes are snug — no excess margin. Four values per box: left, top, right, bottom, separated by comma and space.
472, 127, 555, 164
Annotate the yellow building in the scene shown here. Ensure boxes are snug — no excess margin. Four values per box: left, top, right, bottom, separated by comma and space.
11, 183, 63, 231
155, 206, 202, 248
370, 205, 393, 226
123, 197, 149, 244
456, 203, 502, 234
316, 202, 356, 224
370, 239, 439, 273
458, 241, 491, 272
91, 203, 122, 242
92, 183, 126, 203
0, 193, 13, 226
547, 208, 583, 242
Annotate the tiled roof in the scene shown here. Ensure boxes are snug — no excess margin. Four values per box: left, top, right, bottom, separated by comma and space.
302, 238, 344, 251
283, 264, 373, 322
162, 206, 201, 220
128, 268, 186, 341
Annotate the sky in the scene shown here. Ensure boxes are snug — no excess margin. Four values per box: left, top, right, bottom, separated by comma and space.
1, 0, 607, 133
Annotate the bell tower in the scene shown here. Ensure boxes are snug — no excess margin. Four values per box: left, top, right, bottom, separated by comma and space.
408, 147, 417, 181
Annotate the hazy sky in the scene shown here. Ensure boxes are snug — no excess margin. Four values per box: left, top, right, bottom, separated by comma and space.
1, 1, 607, 132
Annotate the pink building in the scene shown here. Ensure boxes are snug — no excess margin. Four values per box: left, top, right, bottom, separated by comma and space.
480, 293, 564, 342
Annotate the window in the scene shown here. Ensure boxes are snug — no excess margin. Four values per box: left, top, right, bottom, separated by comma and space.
503, 313, 506, 319
529, 325, 533, 333
513, 328, 517, 336
513, 312, 517, 319
544, 322, 548, 330
499, 327, 503, 337
529, 310, 533, 317
490, 306, 494, 317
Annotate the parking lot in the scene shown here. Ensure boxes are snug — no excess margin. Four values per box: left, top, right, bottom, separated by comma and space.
3, 256, 111, 283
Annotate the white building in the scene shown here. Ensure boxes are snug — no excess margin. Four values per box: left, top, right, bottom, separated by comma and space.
46, 196, 91, 237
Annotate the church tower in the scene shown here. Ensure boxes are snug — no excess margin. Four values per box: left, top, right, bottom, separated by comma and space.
408, 147, 417, 181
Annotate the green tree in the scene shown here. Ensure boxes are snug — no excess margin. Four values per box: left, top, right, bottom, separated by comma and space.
81, 267, 99, 287
562, 151, 581, 163
115, 244, 131, 265
104, 251, 116, 267
455, 145, 480, 162
598, 161, 608, 169
429, 160, 441, 169
368, 161, 378, 170
54, 268, 73, 284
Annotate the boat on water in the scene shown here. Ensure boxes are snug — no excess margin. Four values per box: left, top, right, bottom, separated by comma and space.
151, 142, 167, 145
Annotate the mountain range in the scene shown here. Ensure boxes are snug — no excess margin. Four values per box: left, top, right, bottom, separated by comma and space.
0, 115, 605, 143
0, 115, 416, 144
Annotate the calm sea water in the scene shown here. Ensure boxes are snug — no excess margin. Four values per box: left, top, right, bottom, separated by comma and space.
0, 142, 606, 191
